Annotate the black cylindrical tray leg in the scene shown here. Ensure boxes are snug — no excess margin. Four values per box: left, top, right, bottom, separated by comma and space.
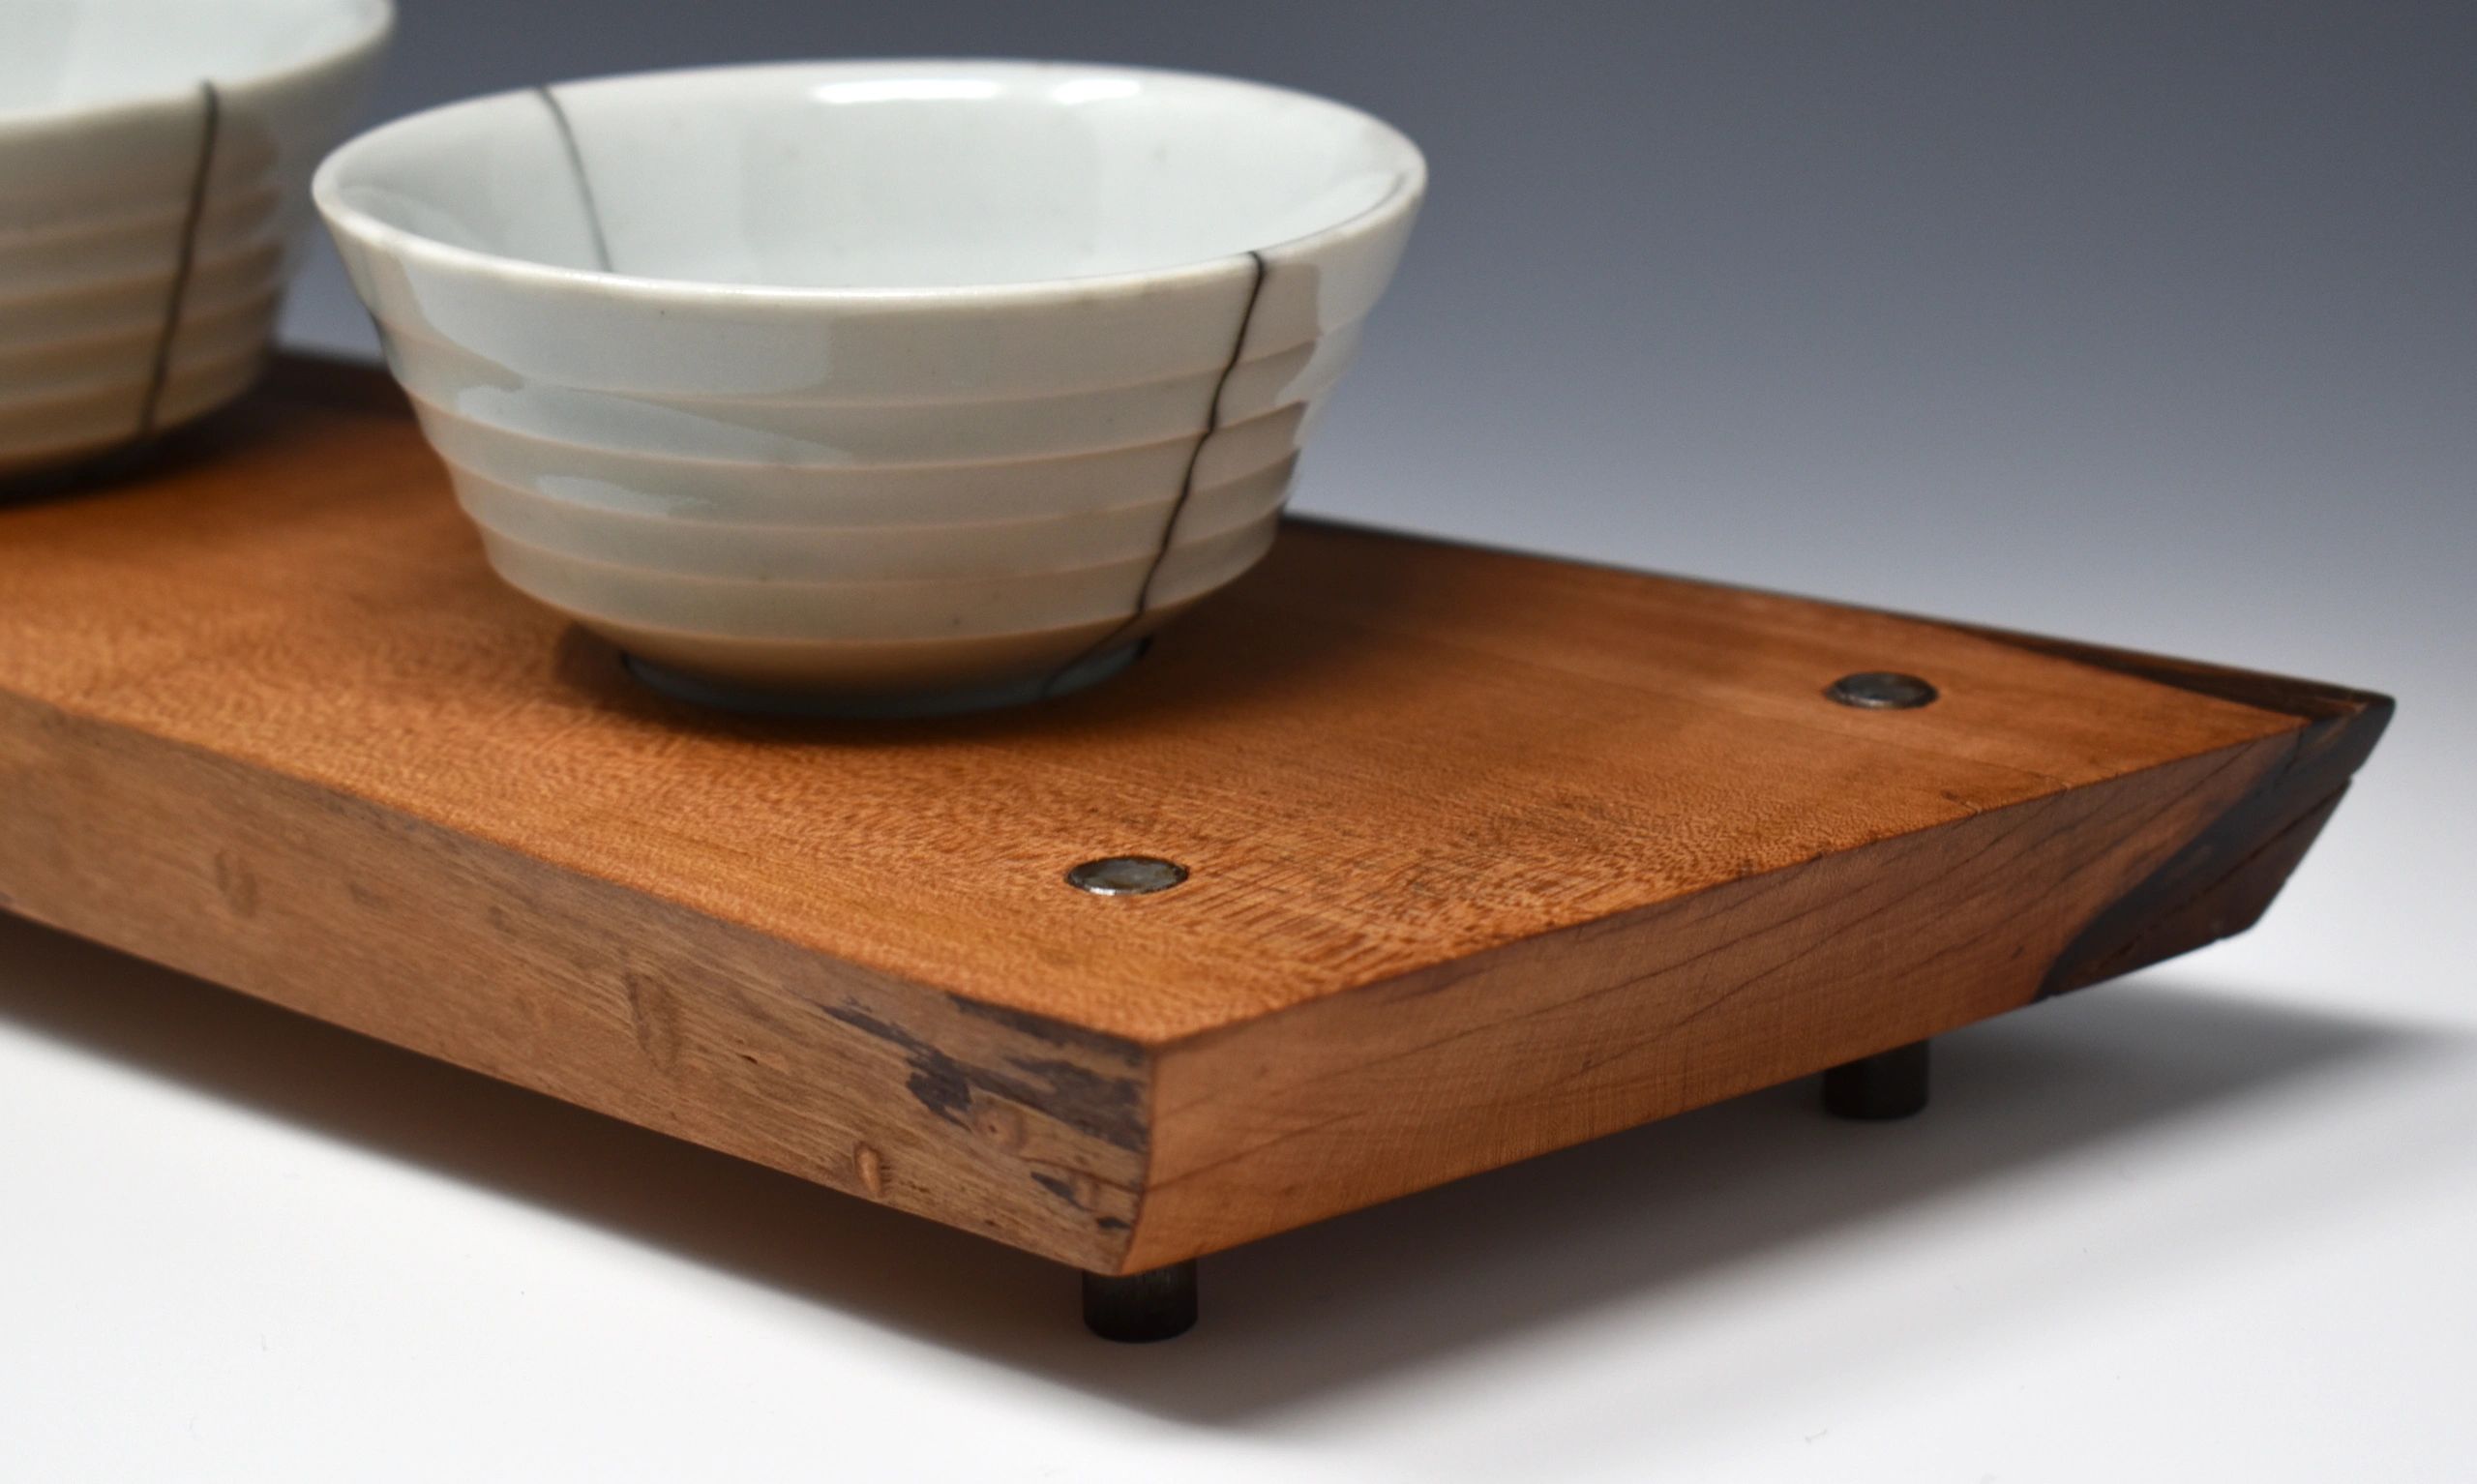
1822, 1039, 1930, 1120
1082, 1261, 1198, 1342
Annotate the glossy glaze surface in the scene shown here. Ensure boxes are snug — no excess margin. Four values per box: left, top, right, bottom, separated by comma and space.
0, 0, 391, 477
316, 61, 1424, 702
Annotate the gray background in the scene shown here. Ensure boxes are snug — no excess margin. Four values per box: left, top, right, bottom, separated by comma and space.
21, 4, 2463, 1479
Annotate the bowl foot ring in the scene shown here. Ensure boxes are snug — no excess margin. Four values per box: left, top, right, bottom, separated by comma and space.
620, 640, 1145, 720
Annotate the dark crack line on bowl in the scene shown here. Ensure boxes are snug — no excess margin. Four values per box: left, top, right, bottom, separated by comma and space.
1039, 249, 1268, 698
536, 85, 614, 273
137, 80, 221, 439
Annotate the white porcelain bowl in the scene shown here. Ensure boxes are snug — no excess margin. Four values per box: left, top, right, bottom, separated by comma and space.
314, 60, 1425, 712
0, 0, 391, 480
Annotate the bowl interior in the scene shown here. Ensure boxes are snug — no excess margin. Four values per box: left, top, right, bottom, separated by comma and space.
325, 62, 1419, 290
0, 0, 387, 114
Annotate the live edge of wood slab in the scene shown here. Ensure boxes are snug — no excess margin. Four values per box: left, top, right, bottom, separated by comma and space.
0, 356, 2391, 1274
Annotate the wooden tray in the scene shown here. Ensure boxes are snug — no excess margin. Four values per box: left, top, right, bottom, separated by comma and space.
0, 356, 2389, 1333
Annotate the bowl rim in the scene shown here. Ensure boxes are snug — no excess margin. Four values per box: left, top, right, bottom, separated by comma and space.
313, 57, 1429, 307
0, 0, 395, 135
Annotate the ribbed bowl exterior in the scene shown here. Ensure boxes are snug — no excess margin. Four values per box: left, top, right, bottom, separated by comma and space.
320, 74, 1423, 701
0, 15, 389, 478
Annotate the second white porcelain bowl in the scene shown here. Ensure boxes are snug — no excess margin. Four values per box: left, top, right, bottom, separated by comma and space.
0, 0, 391, 479
314, 60, 1424, 711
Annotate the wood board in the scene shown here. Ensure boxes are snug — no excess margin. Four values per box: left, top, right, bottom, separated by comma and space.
0, 356, 2390, 1273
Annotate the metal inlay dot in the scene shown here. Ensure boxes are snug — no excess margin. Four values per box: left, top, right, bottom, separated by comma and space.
1066, 856, 1190, 896
1827, 671, 1939, 710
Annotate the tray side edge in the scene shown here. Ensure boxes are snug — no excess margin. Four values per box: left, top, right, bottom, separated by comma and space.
1128, 726, 2327, 1265
0, 688, 1149, 1271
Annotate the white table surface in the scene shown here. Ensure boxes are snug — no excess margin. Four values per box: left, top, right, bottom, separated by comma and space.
8, 5, 2472, 1473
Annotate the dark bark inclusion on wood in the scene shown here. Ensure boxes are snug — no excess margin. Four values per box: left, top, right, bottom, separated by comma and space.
1030, 1173, 1088, 1209
821, 1002, 1148, 1154
1960, 631, 2396, 999
948, 994, 1148, 1059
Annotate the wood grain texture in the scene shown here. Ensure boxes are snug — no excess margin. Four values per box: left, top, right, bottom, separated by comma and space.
0, 357, 2388, 1269
1944, 625, 2393, 996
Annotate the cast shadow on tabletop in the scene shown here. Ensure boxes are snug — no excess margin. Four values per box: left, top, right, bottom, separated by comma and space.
0, 411, 259, 512
0, 909, 2458, 1426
